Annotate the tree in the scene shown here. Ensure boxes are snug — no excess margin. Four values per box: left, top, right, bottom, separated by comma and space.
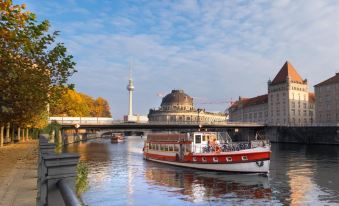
50, 88, 112, 117
0, 0, 76, 128
93, 97, 111, 117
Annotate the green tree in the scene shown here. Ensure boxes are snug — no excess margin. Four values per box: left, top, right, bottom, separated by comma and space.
0, 0, 76, 129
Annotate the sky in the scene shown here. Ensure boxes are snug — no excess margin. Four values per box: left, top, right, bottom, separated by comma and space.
14, 0, 339, 119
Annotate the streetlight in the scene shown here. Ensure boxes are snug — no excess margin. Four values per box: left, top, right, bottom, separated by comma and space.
197, 108, 202, 123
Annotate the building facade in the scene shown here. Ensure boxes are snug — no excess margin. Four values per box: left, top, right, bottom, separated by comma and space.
228, 95, 268, 124
229, 61, 315, 125
314, 73, 339, 125
148, 90, 226, 123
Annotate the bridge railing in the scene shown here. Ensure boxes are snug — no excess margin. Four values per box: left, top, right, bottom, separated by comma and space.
145, 121, 264, 126
49, 117, 117, 125
51, 119, 265, 127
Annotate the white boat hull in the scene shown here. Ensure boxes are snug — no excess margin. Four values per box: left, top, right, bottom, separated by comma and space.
145, 157, 270, 173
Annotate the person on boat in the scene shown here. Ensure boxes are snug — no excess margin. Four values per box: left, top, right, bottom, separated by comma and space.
206, 136, 210, 152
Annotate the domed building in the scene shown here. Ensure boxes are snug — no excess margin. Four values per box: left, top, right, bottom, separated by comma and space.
148, 90, 226, 122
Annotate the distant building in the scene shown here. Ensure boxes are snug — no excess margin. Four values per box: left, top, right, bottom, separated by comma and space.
148, 90, 226, 123
314, 73, 339, 125
228, 61, 315, 125
228, 95, 268, 124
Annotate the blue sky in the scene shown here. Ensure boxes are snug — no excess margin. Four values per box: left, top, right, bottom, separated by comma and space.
14, 0, 339, 118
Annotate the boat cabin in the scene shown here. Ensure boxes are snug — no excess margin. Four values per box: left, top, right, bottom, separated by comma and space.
192, 132, 218, 153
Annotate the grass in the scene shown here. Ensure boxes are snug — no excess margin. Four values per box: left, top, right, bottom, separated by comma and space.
76, 161, 89, 196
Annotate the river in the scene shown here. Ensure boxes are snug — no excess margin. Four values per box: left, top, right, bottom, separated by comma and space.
64, 136, 339, 206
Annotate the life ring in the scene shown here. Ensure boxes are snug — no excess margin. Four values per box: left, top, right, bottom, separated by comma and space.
256, 160, 264, 167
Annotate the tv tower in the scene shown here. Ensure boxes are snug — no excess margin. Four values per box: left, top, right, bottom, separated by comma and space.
127, 70, 134, 116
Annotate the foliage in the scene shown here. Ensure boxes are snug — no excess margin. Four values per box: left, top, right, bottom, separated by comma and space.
76, 161, 89, 196
0, 0, 76, 128
93, 97, 111, 117
40, 122, 60, 136
50, 88, 112, 117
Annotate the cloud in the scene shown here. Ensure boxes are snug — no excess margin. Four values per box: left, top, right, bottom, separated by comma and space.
16, 0, 339, 118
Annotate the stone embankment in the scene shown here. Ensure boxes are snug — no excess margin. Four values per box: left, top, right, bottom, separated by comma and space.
0, 141, 38, 206
265, 126, 339, 145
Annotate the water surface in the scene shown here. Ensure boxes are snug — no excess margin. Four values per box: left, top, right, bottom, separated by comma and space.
64, 136, 339, 206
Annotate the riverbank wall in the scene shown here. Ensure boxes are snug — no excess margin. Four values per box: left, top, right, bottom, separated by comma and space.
265, 126, 339, 145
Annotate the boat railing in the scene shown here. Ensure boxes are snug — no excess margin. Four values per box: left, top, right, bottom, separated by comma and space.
200, 140, 269, 153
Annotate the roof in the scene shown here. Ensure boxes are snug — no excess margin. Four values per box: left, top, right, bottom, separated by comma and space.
229, 94, 268, 110
271, 61, 304, 85
309, 92, 315, 103
160, 89, 193, 107
314, 73, 339, 87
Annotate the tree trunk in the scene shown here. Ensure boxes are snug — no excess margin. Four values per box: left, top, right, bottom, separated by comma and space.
0, 125, 4, 147
18, 127, 21, 142
11, 126, 15, 143
6, 123, 10, 143
22, 128, 25, 142
26, 128, 29, 141
58, 130, 62, 146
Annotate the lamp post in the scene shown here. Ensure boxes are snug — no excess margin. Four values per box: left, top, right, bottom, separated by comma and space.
197, 108, 202, 130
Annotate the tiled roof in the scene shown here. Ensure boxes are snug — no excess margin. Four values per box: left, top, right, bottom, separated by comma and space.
309, 92, 315, 103
271, 61, 304, 85
229, 94, 268, 110
314, 73, 339, 87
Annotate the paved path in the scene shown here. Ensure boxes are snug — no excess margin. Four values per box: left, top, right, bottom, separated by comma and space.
0, 141, 38, 206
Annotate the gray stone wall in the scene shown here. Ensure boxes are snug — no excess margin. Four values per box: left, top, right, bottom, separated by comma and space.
265, 126, 339, 144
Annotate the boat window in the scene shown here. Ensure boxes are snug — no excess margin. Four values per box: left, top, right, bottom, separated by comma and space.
242, 156, 248, 161
174, 144, 179, 151
169, 144, 173, 151
213, 157, 218, 162
202, 135, 206, 141
193, 157, 197, 162
202, 157, 207, 162
160, 145, 165, 151
165, 144, 169, 151
226, 157, 232, 162
195, 135, 202, 144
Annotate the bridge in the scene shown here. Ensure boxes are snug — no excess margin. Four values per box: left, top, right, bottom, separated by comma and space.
49, 117, 266, 145
49, 117, 265, 130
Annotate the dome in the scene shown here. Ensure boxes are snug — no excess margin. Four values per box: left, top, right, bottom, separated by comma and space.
160, 90, 194, 111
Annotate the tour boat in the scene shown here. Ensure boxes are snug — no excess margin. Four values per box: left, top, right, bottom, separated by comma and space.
111, 133, 124, 143
143, 132, 271, 174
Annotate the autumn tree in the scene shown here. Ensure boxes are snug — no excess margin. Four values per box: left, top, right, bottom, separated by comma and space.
50, 88, 112, 117
0, 1, 76, 131
93, 97, 111, 117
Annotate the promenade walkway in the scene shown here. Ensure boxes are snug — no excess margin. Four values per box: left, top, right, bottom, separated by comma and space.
0, 141, 38, 206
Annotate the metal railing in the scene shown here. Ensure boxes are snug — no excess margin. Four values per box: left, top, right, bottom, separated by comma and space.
57, 179, 81, 206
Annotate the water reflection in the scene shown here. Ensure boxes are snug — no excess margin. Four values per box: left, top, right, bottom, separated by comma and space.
145, 164, 272, 203
64, 140, 111, 162
269, 144, 339, 206
64, 136, 339, 206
